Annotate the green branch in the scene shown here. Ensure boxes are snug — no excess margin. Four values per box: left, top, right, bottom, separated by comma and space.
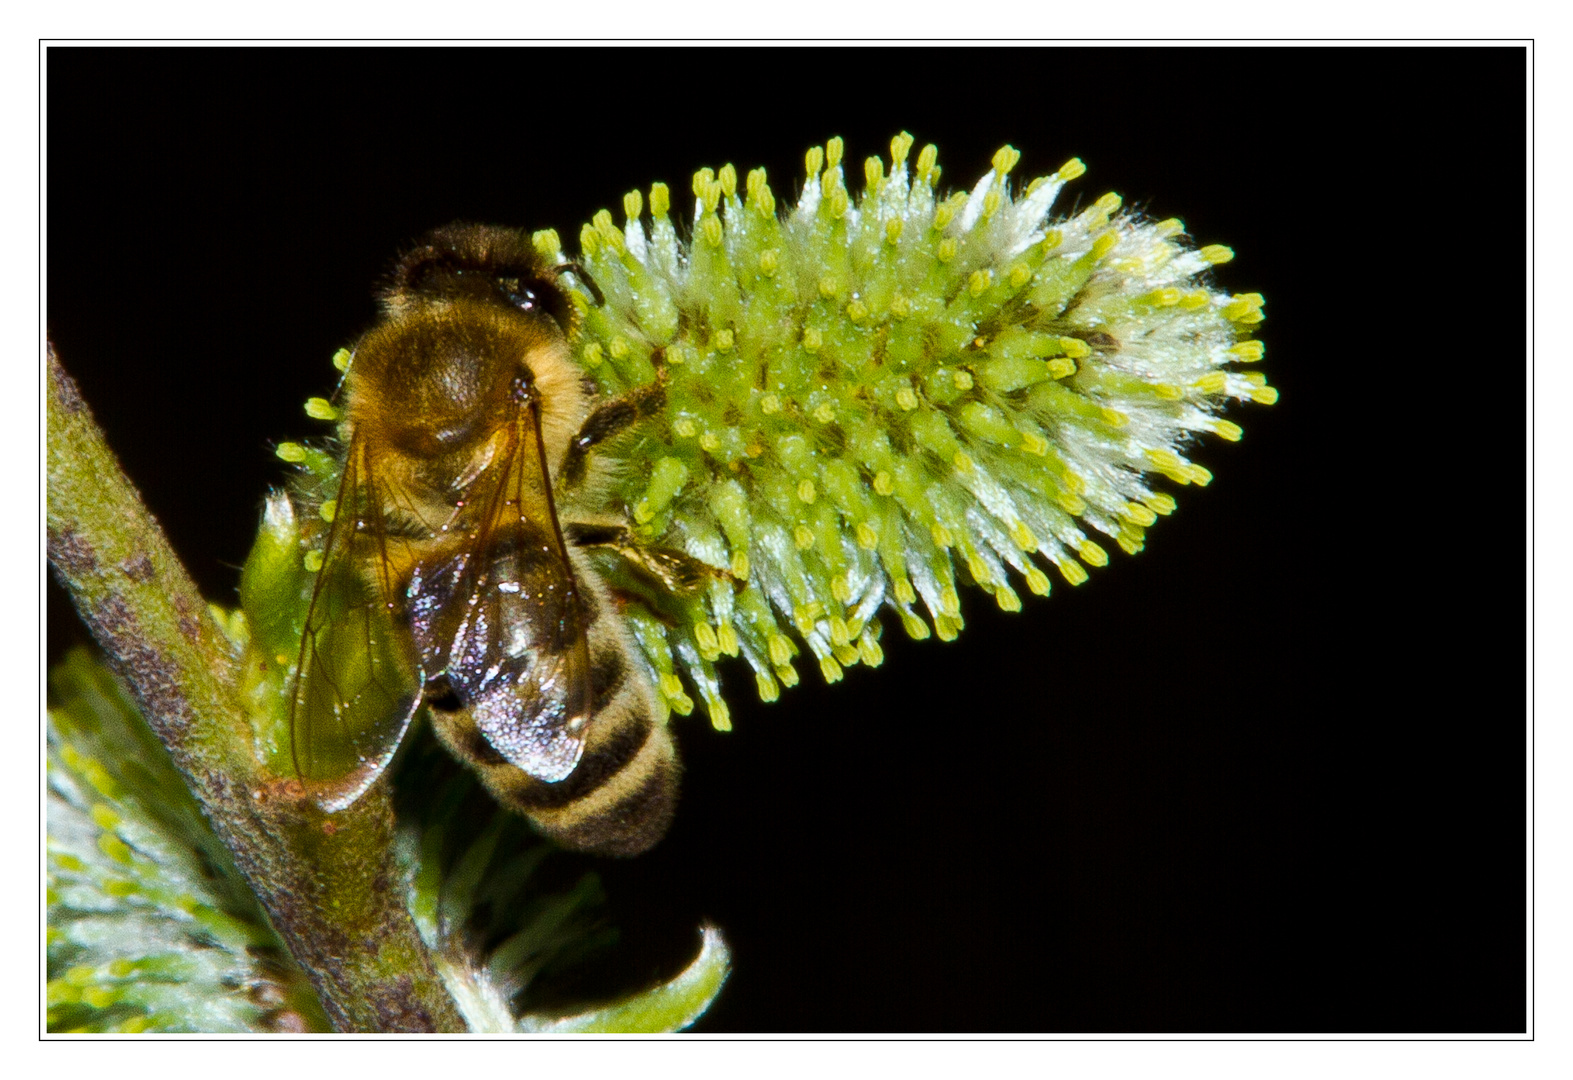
46, 346, 466, 1033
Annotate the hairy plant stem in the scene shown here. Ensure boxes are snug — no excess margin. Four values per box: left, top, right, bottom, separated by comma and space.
46, 346, 467, 1033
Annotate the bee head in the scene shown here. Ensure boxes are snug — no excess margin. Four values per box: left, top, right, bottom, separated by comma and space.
385, 223, 579, 337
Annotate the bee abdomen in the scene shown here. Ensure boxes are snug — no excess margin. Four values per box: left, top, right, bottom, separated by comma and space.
436, 650, 677, 857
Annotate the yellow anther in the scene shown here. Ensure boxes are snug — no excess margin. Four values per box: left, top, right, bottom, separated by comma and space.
698, 431, 721, 453
758, 248, 780, 276
1154, 217, 1184, 237
1116, 532, 1143, 556
759, 393, 781, 415
794, 525, 815, 550
934, 614, 961, 642
992, 145, 1021, 176
775, 663, 799, 688
797, 479, 817, 504
891, 131, 914, 168
1122, 502, 1158, 527
1040, 229, 1063, 252
931, 522, 953, 548
895, 386, 919, 411
532, 228, 563, 257
994, 586, 1022, 613
1060, 560, 1089, 586
592, 208, 617, 240
659, 672, 685, 699
623, 189, 643, 221
1010, 522, 1038, 551
899, 609, 930, 639
1099, 407, 1128, 427
1230, 340, 1266, 361
582, 342, 604, 368
982, 189, 1002, 220
853, 521, 879, 550
1199, 244, 1234, 265
915, 143, 938, 181
833, 644, 860, 667
889, 293, 911, 319
1089, 232, 1119, 260
304, 397, 338, 421
1213, 419, 1244, 442
1047, 358, 1077, 380
1019, 430, 1048, 455
819, 656, 844, 683
825, 136, 844, 169
1145, 287, 1182, 307
718, 163, 738, 199
1194, 372, 1229, 394
1094, 192, 1123, 214
1252, 386, 1280, 405
731, 550, 750, 579
953, 369, 974, 391
830, 574, 853, 604
1009, 262, 1033, 289
1057, 491, 1086, 515
936, 237, 958, 263
766, 635, 795, 668
275, 442, 306, 463
873, 470, 894, 496
931, 202, 955, 230
884, 217, 904, 245
578, 224, 599, 256
1024, 566, 1051, 596
1147, 448, 1185, 471
968, 269, 991, 298
331, 347, 351, 372
965, 554, 990, 585
846, 299, 869, 323
828, 616, 850, 647
804, 145, 824, 179
953, 451, 975, 473
893, 578, 917, 605
713, 328, 735, 352
858, 632, 884, 668
693, 622, 720, 652
318, 499, 338, 523
1180, 289, 1211, 309
91, 803, 120, 829
755, 671, 780, 703
801, 327, 824, 353
1145, 492, 1177, 515
303, 550, 324, 573
700, 216, 724, 248
717, 623, 740, 656
648, 182, 670, 217
1153, 384, 1183, 401
812, 402, 836, 424
864, 155, 883, 192
1188, 464, 1214, 486
708, 699, 732, 731
1059, 336, 1091, 359
940, 585, 961, 616
1058, 157, 1086, 180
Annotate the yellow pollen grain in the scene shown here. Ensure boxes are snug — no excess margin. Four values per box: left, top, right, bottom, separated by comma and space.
794, 525, 815, 550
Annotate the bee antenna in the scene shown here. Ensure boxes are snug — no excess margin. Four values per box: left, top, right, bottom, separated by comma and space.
550, 261, 605, 307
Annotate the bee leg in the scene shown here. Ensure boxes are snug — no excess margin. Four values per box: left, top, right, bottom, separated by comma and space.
559, 372, 668, 490
548, 261, 605, 307
565, 522, 734, 597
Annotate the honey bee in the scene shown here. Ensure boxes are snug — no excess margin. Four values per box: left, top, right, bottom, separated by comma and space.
289, 223, 693, 856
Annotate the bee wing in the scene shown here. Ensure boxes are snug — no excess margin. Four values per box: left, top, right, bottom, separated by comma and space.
407, 395, 594, 784
290, 436, 423, 810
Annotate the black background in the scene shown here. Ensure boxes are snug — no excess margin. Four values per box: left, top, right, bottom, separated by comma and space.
46, 46, 1527, 1033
